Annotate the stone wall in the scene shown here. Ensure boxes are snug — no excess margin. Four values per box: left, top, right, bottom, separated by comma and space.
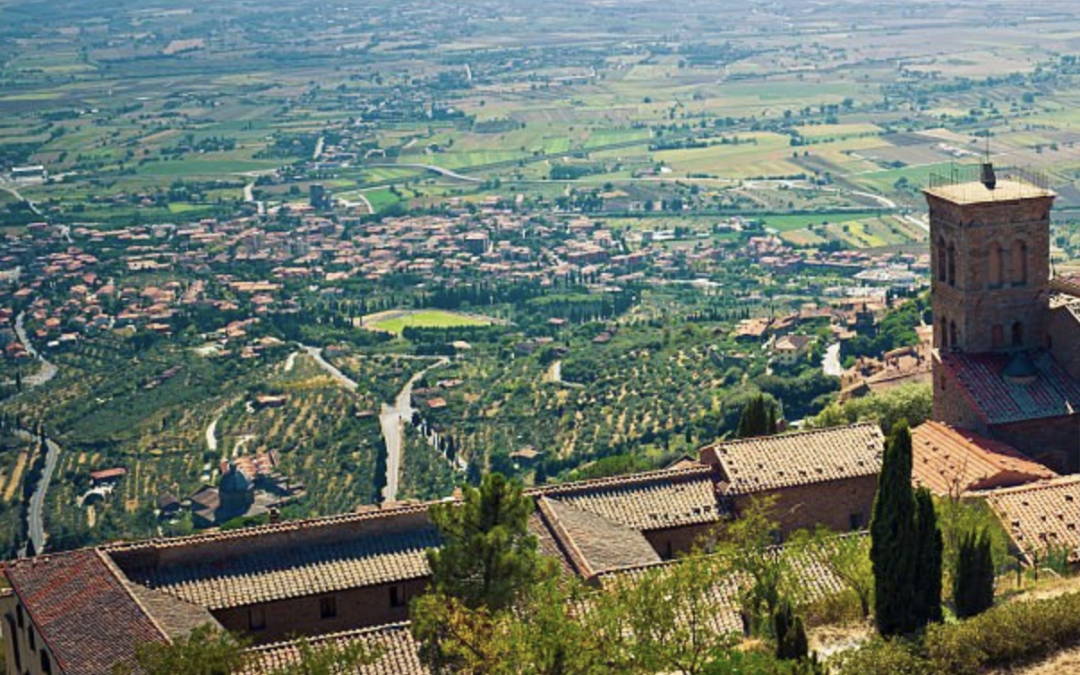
991, 416, 1080, 474
731, 475, 879, 537
213, 577, 428, 645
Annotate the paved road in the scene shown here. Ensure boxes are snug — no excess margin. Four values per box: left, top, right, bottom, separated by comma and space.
380, 358, 449, 502
367, 162, 483, 183
823, 342, 844, 378
300, 344, 360, 391
0, 181, 43, 216
12, 429, 60, 556
2, 312, 58, 388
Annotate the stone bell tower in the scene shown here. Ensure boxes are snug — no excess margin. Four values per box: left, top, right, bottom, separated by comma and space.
924, 164, 1055, 354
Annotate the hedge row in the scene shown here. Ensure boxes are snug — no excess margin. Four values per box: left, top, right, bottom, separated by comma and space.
835, 590, 1080, 675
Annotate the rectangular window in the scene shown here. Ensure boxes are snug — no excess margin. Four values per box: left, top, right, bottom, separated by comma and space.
319, 596, 337, 620
248, 607, 266, 631
390, 585, 406, 608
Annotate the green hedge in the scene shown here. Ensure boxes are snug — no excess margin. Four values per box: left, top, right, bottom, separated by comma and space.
834, 591, 1080, 675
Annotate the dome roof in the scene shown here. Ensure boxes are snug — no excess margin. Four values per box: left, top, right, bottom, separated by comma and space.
1003, 352, 1038, 386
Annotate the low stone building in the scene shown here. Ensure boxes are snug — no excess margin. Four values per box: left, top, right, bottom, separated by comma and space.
700, 423, 884, 535
1, 424, 885, 674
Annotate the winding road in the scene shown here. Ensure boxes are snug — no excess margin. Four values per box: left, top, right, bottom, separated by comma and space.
380, 358, 449, 502
297, 344, 447, 502
5, 310, 61, 555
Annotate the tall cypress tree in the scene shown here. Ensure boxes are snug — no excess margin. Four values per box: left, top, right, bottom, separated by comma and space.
955, 527, 995, 618
914, 487, 943, 625
870, 421, 918, 636
870, 422, 944, 635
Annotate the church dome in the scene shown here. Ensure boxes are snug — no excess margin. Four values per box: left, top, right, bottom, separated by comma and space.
1003, 352, 1038, 386
220, 462, 253, 493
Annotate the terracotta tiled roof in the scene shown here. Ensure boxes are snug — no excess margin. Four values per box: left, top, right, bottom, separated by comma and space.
122, 525, 439, 610
980, 476, 1080, 562
703, 423, 883, 495
4, 550, 168, 675
939, 351, 1080, 425
246, 623, 426, 675
536, 497, 661, 579
527, 466, 721, 531
912, 421, 1057, 495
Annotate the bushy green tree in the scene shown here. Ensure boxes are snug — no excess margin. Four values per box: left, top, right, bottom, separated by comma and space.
425, 472, 541, 612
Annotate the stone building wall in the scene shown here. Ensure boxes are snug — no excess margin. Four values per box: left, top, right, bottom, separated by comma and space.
213, 577, 428, 645
731, 475, 879, 537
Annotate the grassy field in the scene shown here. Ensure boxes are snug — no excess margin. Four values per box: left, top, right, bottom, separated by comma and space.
363, 310, 497, 335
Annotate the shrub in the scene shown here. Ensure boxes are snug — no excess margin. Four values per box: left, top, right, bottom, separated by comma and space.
832, 637, 927, 675
923, 591, 1080, 675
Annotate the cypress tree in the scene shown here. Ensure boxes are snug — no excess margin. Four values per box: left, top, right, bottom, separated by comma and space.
870, 421, 918, 636
773, 599, 809, 661
914, 487, 943, 625
955, 527, 995, 618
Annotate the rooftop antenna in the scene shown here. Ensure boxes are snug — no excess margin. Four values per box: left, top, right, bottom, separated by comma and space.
980, 132, 997, 190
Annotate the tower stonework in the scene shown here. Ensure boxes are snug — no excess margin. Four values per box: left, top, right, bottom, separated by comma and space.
925, 172, 1054, 355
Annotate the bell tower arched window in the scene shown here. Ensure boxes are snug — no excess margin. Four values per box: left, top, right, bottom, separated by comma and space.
1012, 321, 1024, 348
949, 321, 958, 350
947, 243, 957, 287
937, 237, 947, 282
1012, 240, 1028, 285
988, 242, 1003, 288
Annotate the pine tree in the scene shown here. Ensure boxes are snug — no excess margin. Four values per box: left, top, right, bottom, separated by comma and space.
870, 421, 918, 636
955, 527, 995, 618
914, 487, 943, 625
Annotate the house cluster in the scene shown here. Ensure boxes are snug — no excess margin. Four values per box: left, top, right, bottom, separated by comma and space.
1, 423, 887, 675
177, 451, 305, 529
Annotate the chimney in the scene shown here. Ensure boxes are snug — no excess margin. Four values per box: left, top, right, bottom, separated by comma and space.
981, 162, 997, 190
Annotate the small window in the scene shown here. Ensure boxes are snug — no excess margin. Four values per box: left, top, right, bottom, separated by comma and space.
390, 585, 406, 608
16, 604, 23, 629
248, 607, 266, 631
29, 626, 35, 651
1013, 322, 1024, 348
849, 512, 864, 531
319, 596, 337, 620
40, 650, 52, 675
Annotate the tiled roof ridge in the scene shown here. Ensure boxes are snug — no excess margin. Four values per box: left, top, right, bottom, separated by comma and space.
971, 474, 1080, 497
95, 549, 173, 643
535, 496, 595, 579
525, 465, 714, 497
104, 502, 434, 553
246, 621, 413, 655
701, 421, 881, 451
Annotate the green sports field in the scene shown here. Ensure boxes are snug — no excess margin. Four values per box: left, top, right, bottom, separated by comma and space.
364, 310, 497, 335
